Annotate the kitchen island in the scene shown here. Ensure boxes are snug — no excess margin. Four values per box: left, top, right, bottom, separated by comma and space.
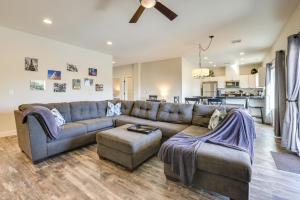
191, 95, 265, 123
194, 96, 264, 108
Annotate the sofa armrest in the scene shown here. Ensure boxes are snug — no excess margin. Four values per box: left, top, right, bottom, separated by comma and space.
14, 110, 48, 163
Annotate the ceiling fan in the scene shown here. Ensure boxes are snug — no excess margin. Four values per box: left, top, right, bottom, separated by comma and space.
129, 0, 178, 23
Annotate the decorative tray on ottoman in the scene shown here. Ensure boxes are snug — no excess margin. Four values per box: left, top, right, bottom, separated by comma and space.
127, 124, 159, 134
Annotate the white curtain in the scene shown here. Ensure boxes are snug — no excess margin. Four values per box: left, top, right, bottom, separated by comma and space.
282, 33, 300, 156
265, 63, 275, 125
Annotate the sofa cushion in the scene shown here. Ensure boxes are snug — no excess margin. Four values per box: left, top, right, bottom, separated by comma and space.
192, 105, 222, 127
70, 101, 107, 121
196, 142, 252, 183
157, 103, 193, 124
181, 125, 210, 137
192, 104, 236, 127
114, 115, 188, 138
77, 117, 114, 132
51, 122, 87, 141
131, 101, 160, 121
38, 103, 72, 123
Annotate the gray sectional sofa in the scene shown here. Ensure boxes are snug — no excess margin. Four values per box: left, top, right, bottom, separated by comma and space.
15, 100, 252, 200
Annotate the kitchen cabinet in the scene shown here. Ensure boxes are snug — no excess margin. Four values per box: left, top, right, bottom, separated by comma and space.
240, 75, 249, 88
201, 76, 225, 88
239, 74, 259, 88
248, 74, 259, 88
225, 65, 239, 80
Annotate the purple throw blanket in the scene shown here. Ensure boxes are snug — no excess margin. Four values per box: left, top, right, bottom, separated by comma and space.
19, 105, 62, 139
158, 108, 256, 185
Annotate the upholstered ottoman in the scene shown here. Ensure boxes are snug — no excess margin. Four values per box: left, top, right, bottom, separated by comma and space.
96, 124, 162, 170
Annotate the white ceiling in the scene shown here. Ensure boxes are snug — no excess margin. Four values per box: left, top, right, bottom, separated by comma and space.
0, 0, 299, 67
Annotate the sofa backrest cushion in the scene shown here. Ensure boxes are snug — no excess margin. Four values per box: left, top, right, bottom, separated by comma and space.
30, 102, 72, 123
109, 100, 134, 115
192, 105, 218, 127
192, 104, 236, 127
130, 101, 160, 121
157, 103, 194, 124
70, 101, 107, 121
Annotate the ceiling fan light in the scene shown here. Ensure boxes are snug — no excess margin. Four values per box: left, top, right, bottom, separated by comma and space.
141, 0, 156, 8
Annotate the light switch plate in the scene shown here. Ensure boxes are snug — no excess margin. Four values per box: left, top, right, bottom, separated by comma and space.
8, 89, 14, 95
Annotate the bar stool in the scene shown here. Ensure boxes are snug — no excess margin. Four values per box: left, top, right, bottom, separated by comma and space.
248, 106, 264, 123
208, 98, 223, 105
185, 97, 200, 104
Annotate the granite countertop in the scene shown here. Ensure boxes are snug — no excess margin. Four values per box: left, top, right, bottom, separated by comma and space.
197, 96, 265, 100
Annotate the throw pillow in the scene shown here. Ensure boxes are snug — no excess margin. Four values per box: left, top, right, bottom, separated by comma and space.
106, 102, 122, 117
51, 108, 66, 127
208, 109, 227, 130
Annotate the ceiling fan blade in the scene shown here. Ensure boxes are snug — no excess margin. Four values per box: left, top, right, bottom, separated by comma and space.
154, 1, 178, 21
129, 5, 145, 23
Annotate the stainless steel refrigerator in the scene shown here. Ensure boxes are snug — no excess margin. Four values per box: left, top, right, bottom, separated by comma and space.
202, 81, 218, 97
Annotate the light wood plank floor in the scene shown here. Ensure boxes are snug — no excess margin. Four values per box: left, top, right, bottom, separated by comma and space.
0, 124, 300, 200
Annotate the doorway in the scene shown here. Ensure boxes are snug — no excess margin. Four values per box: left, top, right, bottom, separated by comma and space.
113, 77, 134, 100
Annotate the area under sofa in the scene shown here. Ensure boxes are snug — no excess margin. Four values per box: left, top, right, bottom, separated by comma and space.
14, 100, 252, 200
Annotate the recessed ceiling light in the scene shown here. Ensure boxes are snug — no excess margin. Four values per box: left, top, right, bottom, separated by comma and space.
43, 18, 52, 25
204, 57, 208, 60
240, 52, 245, 56
209, 61, 213, 64
213, 64, 217, 67
107, 41, 113, 45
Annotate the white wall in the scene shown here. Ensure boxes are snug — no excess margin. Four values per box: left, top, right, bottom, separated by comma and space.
0, 26, 113, 134
181, 58, 201, 102
263, 3, 300, 70
140, 58, 182, 102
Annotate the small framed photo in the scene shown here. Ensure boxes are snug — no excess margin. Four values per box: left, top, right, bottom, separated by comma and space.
30, 80, 45, 91
53, 83, 66, 93
88, 68, 97, 76
25, 57, 38, 71
72, 79, 81, 90
84, 78, 94, 86
67, 63, 78, 72
48, 70, 62, 80
95, 84, 104, 92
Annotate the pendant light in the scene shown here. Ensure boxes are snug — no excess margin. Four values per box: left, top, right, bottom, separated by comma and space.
192, 35, 214, 79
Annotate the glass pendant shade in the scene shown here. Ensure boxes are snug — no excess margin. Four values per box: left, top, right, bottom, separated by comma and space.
141, 0, 156, 8
192, 68, 210, 78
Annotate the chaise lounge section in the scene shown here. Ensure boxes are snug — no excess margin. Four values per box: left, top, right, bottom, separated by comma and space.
15, 100, 253, 200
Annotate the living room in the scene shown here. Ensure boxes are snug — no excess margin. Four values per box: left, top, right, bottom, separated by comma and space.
0, 0, 300, 199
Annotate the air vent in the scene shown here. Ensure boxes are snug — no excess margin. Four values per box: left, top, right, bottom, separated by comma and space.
232, 39, 242, 44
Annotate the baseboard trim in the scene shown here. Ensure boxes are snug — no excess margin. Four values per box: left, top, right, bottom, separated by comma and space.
0, 130, 17, 137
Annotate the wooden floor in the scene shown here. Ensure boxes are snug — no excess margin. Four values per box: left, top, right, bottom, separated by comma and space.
0, 124, 300, 200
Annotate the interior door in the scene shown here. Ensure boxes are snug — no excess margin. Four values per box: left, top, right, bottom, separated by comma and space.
113, 78, 121, 99
125, 77, 134, 100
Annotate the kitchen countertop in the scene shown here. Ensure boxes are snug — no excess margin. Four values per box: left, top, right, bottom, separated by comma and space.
196, 96, 265, 100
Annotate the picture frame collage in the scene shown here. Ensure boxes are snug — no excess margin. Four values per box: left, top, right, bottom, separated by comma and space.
26, 57, 104, 93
